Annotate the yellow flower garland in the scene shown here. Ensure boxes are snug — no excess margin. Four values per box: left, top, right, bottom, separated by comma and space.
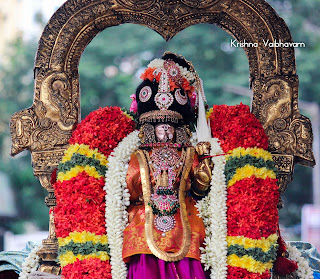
227, 254, 274, 274
58, 231, 108, 247
227, 165, 276, 188
57, 165, 102, 182
61, 143, 108, 166
227, 234, 278, 252
59, 251, 110, 267
227, 147, 273, 161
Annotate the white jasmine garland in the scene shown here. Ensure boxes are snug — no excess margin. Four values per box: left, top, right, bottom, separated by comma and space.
105, 130, 227, 279
193, 134, 228, 279
104, 130, 140, 279
286, 243, 314, 279
18, 243, 42, 279
147, 58, 196, 82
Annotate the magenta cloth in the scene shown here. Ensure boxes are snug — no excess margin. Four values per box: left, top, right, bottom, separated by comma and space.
127, 254, 210, 279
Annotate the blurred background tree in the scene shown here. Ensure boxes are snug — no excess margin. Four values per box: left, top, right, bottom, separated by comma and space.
0, 0, 319, 242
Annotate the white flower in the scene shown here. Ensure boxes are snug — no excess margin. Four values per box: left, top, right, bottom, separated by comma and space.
286, 243, 314, 279
147, 58, 196, 82
195, 136, 228, 279
18, 243, 42, 279
105, 130, 140, 279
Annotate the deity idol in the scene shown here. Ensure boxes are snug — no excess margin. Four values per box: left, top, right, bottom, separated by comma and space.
123, 52, 213, 278
53, 53, 284, 279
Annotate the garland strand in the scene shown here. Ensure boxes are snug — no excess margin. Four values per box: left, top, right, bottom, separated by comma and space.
105, 131, 227, 279
286, 243, 314, 279
18, 243, 42, 279
194, 136, 228, 279
104, 130, 140, 279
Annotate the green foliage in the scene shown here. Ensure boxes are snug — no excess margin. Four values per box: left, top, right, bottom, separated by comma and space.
58, 153, 107, 176
58, 240, 110, 256
0, 36, 49, 233
79, 23, 250, 117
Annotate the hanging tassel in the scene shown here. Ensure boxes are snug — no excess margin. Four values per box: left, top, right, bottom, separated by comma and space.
273, 227, 298, 276
196, 78, 211, 143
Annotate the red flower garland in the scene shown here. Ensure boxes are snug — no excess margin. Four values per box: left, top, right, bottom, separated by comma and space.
54, 173, 106, 238
209, 104, 279, 278
54, 107, 136, 278
70, 107, 136, 157
228, 266, 271, 279
209, 104, 268, 153
227, 177, 279, 239
62, 258, 112, 279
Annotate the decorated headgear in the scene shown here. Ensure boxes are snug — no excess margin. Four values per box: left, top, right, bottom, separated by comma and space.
132, 52, 205, 125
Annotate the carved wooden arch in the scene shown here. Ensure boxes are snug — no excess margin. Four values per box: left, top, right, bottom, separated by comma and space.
9, 0, 315, 274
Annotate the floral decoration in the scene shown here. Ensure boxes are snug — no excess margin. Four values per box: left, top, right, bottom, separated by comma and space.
208, 104, 268, 152
70, 107, 136, 156
61, 258, 112, 279
18, 243, 42, 279
104, 130, 141, 279
286, 243, 314, 279
140, 58, 196, 98
207, 104, 279, 278
53, 107, 136, 279
51, 103, 311, 279
195, 136, 228, 279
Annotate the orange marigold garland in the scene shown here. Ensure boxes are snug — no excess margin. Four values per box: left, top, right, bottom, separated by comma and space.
53, 107, 136, 279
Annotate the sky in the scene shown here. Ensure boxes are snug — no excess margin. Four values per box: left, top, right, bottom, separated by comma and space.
19, 0, 66, 38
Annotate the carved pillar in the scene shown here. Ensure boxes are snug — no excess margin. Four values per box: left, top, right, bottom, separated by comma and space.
272, 154, 294, 208
10, 70, 77, 275
252, 76, 315, 204
31, 150, 68, 275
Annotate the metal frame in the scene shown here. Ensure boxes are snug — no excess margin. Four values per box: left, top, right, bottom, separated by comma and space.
9, 0, 315, 274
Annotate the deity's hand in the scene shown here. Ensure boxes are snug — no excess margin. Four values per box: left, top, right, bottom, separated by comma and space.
192, 142, 214, 197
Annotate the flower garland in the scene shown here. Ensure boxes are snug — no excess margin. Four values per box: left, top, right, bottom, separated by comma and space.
18, 243, 42, 279
53, 107, 136, 279
51, 103, 313, 279
208, 104, 280, 279
194, 136, 228, 279
286, 243, 314, 279
148, 58, 196, 82
104, 130, 141, 279
208, 104, 268, 152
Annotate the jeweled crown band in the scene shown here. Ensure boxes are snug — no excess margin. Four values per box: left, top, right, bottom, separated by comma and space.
139, 110, 183, 124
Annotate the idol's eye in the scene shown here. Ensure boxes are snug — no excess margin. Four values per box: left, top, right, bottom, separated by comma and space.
174, 89, 188, 105
139, 86, 152, 102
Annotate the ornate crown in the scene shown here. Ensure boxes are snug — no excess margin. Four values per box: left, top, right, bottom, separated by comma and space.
131, 52, 205, 125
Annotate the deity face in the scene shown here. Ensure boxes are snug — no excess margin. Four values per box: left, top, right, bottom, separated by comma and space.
155, 123, 175, 143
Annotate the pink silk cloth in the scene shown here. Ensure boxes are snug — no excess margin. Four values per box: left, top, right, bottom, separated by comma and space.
126, 254, 210, 279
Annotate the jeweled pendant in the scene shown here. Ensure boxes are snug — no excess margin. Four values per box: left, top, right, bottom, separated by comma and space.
154, 215, 175, 232
154, 92, 174, 110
